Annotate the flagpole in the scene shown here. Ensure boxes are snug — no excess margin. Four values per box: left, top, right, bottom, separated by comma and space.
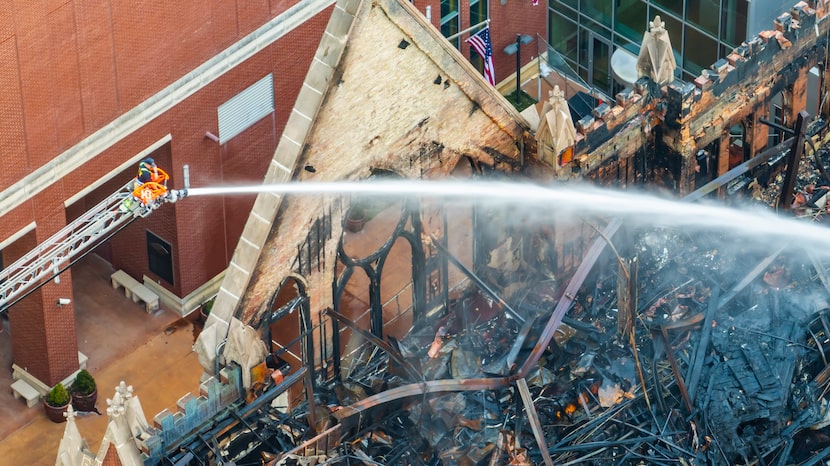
446, 19, 490, 41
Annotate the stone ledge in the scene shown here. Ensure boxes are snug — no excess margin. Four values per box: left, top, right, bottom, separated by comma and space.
11, 351, 88, 396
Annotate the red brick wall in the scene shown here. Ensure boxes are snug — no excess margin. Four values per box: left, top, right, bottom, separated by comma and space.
409, 0, 546, 86
1, 3, 334, 300
5, 215, 79, 386
488, 1, 547, 84
0, 0, 542, 386
0, 0, 543, 304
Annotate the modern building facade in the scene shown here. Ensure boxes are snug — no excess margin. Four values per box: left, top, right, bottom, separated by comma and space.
547, 0, 794, 98
0, 1, 335, 391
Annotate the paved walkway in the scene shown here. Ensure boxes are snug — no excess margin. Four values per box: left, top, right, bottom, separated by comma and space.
0, 255, 204, 464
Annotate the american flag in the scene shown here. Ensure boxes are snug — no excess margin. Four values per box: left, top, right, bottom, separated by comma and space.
466, 26, 495, 86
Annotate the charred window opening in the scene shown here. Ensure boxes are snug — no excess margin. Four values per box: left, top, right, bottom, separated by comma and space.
294, 212, 332, 276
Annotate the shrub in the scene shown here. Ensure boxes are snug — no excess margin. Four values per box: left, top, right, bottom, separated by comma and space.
46, 383, 70, 407
201, 296, 216, 316
71, 369, 96, 396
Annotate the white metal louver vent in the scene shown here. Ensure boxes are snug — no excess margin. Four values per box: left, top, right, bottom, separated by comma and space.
217, 74, 274, 144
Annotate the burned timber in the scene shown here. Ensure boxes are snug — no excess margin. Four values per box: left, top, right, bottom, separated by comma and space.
156, 120, 830, 466
52, 1, 830, 465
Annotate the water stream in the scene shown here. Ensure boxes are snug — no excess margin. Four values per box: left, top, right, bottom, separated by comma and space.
187, 180, 830, 251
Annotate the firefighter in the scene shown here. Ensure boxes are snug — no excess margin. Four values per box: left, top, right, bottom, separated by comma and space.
136, 157, 160, 184
121, 158, 164, 212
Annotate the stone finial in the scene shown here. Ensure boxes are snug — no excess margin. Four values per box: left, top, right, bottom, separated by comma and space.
107, 390, 127, 418
63, 404, 77, 422
650, 16, 666, 34
116, 380, 134, 400
637, 15, 677, 85
550, 85, 565, 103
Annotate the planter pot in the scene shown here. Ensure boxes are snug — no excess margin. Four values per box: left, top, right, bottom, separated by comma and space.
346, 215, 366, 233
72, 389, 97, 413
43, 400, 69, 423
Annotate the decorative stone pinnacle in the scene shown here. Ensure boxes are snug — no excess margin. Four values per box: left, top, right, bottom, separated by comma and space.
106, 390, 128, 417
64, 405, 77, 421
115, 380, 135, 400
650, 15, 665, 34
550, 85, 565, 103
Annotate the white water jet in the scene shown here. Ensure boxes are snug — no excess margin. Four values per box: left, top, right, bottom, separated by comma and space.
186, 180, 830, 252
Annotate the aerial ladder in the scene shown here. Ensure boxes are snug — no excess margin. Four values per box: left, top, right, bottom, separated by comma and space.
0, 165, 189, 313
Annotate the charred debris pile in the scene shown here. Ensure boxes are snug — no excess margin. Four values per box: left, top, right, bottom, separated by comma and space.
257, 224, 830, 465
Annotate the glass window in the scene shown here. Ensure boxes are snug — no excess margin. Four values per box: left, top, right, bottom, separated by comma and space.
548, 11, 579, 62
721, 0, 747, 47
554, 0, 578, 11
441, 0, 461, 48
441, 19, 460, 48
615, 0, 647, 44
687, 0, 720, 37
441, 0, 460, 48
720, 43, 733, 60
583, 0, 611, 28
651, 0, 682, 17
592, 37, 611, 93
470, 1, 485, 26
614, 36, 640, 56
441, 0, 458, 20
470, 0, 487, 70
684, 26, 718, 77
579, 27, 589, 67
470, 0, 487, 27
582, 16, 612, 40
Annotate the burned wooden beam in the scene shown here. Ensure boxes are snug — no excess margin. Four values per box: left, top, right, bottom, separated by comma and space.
686, 287, 718, 404
779, 111, 810, 210
325, 308, 422, 381
516, 377, 554, 466
503, 314, 538, 374
517, 219, 623, 379
428, 234, 525, 324
717, 245, 786, 310
331, 377, 511, 421
659, 326, 693, 413
685, 137, 795, 203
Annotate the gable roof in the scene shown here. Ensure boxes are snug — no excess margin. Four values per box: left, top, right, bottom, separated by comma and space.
210, 0, 531, 322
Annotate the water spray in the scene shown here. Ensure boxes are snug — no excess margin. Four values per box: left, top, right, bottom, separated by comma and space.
185, 179, 830, 251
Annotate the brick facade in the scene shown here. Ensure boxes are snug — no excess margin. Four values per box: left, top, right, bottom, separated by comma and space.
0, 1, 334, 387
0, 0, 548, 389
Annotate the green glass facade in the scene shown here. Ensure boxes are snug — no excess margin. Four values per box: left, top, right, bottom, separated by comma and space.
469, 0, 488, 71
548, 0, 748, 98
441, 0, 460, 48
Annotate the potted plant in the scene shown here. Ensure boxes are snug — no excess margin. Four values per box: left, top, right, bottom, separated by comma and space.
346, 205, 366, 232
200, 296, 215, 320
70, 369, 98, 413
43, 382, 70, 423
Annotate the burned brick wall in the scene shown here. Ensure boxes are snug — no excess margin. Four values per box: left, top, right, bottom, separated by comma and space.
555, 1, 830, 198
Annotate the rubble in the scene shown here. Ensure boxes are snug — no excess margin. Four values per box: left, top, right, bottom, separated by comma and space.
199, 219, 830, 465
